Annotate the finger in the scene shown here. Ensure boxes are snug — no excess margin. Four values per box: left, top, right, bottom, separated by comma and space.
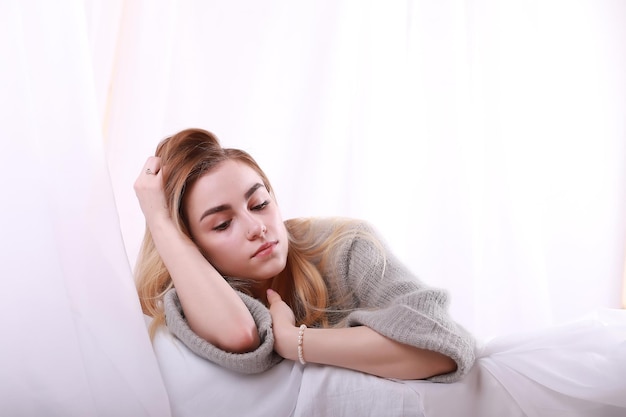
266, 289, 282, 305
143, 156, 162, 176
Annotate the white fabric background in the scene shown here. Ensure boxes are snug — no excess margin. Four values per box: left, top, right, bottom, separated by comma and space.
0, 1, 170, 415
105, 0, 626, 337
1, 1, 624, 416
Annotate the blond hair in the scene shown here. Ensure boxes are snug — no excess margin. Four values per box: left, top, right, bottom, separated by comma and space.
135, 128, 366, 337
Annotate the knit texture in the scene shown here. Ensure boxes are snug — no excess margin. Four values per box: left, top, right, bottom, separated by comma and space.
164, 289, 282, 374
335, 220, 476, 383
163, 217, 476, 382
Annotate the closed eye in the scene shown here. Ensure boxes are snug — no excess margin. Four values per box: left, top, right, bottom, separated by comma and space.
252, 200, 270, 211
213, 220, 231, 231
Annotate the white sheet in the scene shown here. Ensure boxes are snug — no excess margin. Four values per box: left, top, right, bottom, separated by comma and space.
151, 309, 626, 417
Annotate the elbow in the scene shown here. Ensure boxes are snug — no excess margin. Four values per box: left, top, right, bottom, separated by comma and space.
401, 350, 458, 381
226, 326, 261, 353
434, 354, 457, 377
207, 321, 261, 354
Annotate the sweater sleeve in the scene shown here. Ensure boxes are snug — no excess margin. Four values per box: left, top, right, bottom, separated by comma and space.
163, 288, 283, 374
340, 222, 476, 383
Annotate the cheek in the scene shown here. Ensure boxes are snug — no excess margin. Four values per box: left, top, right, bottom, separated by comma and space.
270, 206, 285, 230
198, 235, 239, 268
274, 220, 289, 245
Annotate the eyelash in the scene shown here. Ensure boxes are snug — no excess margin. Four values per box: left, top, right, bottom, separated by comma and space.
252, 200, 270, 211
212, 201, 270, 231
213, 220, 231, 231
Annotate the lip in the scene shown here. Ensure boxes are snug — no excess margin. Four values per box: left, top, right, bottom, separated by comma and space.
252, 241, 277, 258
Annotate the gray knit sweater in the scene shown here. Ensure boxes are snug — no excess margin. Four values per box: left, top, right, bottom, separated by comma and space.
163, 218, 476, 383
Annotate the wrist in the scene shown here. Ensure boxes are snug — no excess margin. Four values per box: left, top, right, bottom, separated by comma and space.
297, 324, 307, 365
146, 214, 181, 241
146, 210, 174, 228
273, 323, 301, 362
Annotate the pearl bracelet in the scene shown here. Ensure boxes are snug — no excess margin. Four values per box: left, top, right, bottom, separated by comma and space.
297, 324, 307, 365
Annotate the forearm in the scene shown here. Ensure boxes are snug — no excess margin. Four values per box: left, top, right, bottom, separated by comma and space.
149, 218, 260, 352
288, 326, 456, 380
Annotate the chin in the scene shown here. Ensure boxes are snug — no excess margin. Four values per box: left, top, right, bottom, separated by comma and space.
258, 256, 287, 280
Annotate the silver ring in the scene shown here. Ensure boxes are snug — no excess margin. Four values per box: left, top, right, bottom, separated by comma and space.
145, 168, 154, 175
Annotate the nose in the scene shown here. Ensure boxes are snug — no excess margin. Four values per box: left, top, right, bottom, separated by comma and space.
247, 222, 267, 240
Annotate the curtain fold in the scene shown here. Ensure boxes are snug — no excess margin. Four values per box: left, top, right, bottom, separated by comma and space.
0, 1, 170, 415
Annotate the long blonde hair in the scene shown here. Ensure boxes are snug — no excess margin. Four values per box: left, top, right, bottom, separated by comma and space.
135, 128, 364, 337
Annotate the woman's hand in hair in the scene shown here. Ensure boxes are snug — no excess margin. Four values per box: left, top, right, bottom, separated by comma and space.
266, 289, 299, 361
134, 156, 169, 225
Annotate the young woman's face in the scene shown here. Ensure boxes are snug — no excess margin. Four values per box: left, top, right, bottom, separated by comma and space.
184, 160, 289, 281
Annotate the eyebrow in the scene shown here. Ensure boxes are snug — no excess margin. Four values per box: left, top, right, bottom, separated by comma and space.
198, 182, 264, 223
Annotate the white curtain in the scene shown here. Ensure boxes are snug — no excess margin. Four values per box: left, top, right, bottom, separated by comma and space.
105, 0, 626, 337
0, 1, 169, 416
1, 0, 624, 415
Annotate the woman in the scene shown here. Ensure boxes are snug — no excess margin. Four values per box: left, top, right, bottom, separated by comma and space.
134, 128, 475, 382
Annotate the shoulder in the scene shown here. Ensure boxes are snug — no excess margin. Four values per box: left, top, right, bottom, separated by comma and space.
284, 216, 379, 238
298, 217, 387, 268
284, 216, 386, 274
287, 216, 386, 255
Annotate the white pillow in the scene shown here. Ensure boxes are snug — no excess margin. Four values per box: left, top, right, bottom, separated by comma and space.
151, 326, 301, 417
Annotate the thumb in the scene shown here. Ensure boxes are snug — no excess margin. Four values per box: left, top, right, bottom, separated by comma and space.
266, 288, 282, 305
